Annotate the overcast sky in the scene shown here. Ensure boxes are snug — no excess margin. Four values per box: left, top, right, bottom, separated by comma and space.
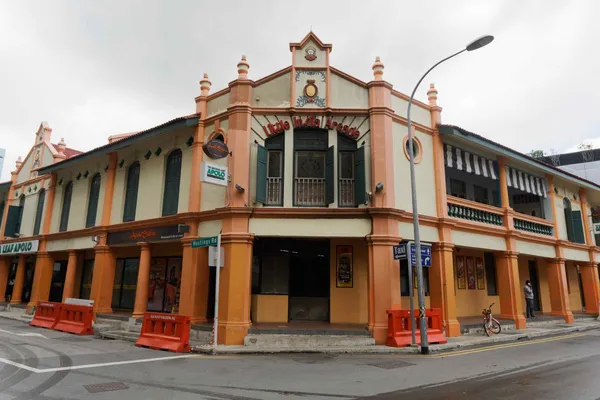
1, 1, 599, 181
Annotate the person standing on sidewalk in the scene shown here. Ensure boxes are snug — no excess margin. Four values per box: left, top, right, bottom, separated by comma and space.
524, 280, 535, 319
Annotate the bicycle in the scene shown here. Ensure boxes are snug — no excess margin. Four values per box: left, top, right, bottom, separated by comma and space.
482, 303, 501, 336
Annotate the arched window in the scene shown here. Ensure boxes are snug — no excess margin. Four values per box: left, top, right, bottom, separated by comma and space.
85, 174, 101, 228
15, 195, 25, 234
59, 182, 73, 232
162, 150, 182, 216
33, 189, 45, 235
123, 162, 140, 222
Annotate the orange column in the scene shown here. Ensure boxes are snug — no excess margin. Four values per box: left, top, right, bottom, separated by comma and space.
495, 251, 526, 328
89, 153, 118, 315
0, 257, 8, 302
132, 243, 151, 319
580, 262, 600, 315
62, 251, 79, 302
547, 257, 574, 323
218, 217, 254, 345
89, 241, 116, 314
179, 240, 209, 323
27, 249, 54, 311
430, 243, 460, 337
10, 256, 26, 304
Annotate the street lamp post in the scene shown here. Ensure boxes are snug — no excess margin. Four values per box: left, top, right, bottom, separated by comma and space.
407, 35, 494, 355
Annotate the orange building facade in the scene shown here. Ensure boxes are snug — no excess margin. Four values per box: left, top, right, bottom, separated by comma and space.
0, 33, 599, 345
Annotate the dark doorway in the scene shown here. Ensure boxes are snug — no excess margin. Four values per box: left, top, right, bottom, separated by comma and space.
49, 261, 67, 302
79, 259, 94, 300
207, 267, 216, 320
528, 260, 541, 311
22, 259, 35, 303
111, 258, 139, 309
4, 261, 17, 302
288, 240, 330, 321
577, 269, 586, 310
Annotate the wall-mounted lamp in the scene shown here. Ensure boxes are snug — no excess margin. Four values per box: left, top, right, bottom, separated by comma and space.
235, 184, 245, 193
365, 192, 372, 205
92, 235, 99, 244
375, 182, 384, 193
177, 224, 190, 234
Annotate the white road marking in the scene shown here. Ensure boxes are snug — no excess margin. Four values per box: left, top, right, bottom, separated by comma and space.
0, 328, 47, 339
0, 354, 198, 374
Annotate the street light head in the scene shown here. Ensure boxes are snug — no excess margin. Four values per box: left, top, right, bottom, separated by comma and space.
465, 35, 494, 51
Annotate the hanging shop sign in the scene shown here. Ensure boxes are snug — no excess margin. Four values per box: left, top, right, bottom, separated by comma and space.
107, 225, 184, 246
200, 162, 228, 186
0, 239, 39, 255
202, 138, 230, 159
336, 245, 353, 288
261, 116, 362, 140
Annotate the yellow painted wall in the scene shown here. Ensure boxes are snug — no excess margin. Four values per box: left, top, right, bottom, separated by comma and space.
207, 92, 230, 118
563, 247, 589, 262
16, 147, 38, 184
515, 240, 555, 258
518, 257, 551, 313
452, 231, 506, 251
252, 73, 291, 108
391, 95, 431, 127
293, 40, 327, 68
329, 238, 368, 324
251, 295, 288, 323
565, 262, 584, 312
392, 122, 436, 217
454, 248, 500, 317
397, 222, 439, 243
329, 73, 369, 109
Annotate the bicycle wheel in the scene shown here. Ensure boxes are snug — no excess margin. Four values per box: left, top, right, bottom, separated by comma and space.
483, 321, 491, 336
489, 318, 501, 334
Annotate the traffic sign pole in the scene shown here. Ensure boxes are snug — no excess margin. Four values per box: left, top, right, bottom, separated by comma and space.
408, 259, 416, 345
212, 232, 222, 349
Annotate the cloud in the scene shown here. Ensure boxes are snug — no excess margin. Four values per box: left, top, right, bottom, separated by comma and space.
1, 1, 599, 181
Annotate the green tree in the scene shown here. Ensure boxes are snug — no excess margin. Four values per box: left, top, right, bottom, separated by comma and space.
528, 149, 545, 159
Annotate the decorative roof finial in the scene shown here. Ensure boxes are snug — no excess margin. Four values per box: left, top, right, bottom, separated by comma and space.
200, 73, 212, 96
427, 83, 438, 107
15, 156, 22, 170
57, 137, 66, 153
372, 56, 384, 80
237, 54, 250, 79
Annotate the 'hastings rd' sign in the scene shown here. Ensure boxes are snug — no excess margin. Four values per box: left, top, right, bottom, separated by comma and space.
0, 240, 39, 255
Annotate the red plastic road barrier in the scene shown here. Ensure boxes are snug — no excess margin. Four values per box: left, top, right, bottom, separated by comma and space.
53, 303, 94, 335
136, 313, 191, 353
386, 307, 447, 347
30, 302, 62, 329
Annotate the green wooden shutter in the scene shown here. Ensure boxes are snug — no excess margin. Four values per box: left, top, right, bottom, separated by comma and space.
326, 146, 334, 205
33, 190, 45, 235
4, 206, 21, 237
60, 182, 73, 232
123, 162, 140, 222
571, 210, 586, 244
256, 145, 268, 204
162, 150, 182, 216
354, 146, 366, 206
85, 174, 101, 228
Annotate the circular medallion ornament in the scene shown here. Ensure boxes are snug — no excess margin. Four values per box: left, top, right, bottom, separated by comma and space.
303, 79, 318, 102
305, 46, 317, 61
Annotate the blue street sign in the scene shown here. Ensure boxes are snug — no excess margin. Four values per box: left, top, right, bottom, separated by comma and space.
409, 242, 432, 267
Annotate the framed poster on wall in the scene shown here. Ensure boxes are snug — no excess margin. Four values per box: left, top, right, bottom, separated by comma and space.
336, 246, 353, 288
456, 256, 466, 289
467, 257, 476, 289
476, 258, 485, 290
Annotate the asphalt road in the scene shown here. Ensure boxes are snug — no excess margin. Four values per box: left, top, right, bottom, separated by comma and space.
0, 317, 599, 399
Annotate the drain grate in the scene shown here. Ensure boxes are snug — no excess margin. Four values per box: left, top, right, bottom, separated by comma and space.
366, 360, 414, 370
84, 382, 129, 393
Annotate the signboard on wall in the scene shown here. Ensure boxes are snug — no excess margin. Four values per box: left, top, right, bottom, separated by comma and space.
200, 162, 228, 186
0, 240, 39, 255
107, 226, 184, 246
336, 245, 353, 288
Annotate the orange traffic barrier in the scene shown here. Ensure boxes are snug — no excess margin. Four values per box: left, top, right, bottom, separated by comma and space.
30, 302, 62, 329
386, 307, 447, 347
53, 303, 94, 335
136, 313, 191, 353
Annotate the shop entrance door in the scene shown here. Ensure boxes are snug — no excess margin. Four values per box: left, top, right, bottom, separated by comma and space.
79, 259, 94, 300
22, 260, 35, 303
49, 261, 67, 302
111, 258, 139, 310
528, 260, 541, 311
288, 239, 330, 321
4, 261, 17, 302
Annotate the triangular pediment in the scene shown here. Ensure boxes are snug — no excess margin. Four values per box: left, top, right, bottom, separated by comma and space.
289, 31, 332, 51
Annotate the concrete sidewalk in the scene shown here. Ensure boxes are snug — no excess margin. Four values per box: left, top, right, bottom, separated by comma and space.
2, 306, 598, 356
